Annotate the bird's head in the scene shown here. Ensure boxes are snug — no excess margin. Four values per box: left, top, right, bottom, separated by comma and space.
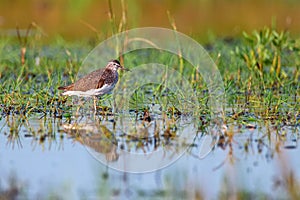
107, 59, 129, 71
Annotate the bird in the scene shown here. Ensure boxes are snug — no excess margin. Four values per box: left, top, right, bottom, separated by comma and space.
58, 59, 128, 110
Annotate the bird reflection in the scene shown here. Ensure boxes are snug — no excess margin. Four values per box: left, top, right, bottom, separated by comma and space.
63, 122, 119, 162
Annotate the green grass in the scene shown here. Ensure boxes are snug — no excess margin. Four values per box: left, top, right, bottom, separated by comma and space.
0, 27, 298, 125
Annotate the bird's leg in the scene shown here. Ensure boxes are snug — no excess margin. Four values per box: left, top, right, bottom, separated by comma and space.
93, 96, 97, 112
76, 106, 80, 117
75, 97, 84, 117
72, 96, 80, 117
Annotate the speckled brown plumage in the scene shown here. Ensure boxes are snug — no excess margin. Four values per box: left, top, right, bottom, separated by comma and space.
58, 60, 124, 93
58, 68, 116, 92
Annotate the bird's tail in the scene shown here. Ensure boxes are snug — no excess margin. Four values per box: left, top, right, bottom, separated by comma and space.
58, 84, 74, 91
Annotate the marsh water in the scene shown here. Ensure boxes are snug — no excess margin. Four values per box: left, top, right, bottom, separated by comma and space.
0, 102, 299, 199
1, 0, 300, 198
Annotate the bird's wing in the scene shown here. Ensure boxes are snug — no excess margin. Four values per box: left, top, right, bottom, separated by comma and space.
72, 68, 104, 91
96, 76, 105, 89
96, 68, 115, 89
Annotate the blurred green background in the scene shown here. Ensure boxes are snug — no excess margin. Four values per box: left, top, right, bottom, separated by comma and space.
0, 0, 300, 41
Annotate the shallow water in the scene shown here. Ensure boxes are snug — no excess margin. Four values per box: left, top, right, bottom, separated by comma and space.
0, 111, 299, 199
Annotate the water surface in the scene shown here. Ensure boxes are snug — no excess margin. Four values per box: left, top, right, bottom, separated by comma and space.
1, 111, 299, 199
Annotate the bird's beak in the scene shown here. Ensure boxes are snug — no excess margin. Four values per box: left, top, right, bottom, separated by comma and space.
120, 65, 130, 71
